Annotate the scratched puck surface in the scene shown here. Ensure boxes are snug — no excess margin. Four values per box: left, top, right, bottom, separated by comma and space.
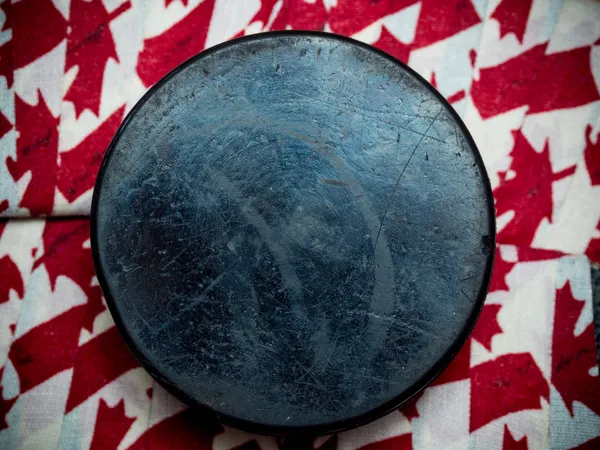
91, 32, 495, 435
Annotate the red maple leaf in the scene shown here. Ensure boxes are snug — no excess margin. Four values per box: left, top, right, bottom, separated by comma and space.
12, 0, 67, 69
136, 0, 215, 87
503, 424, 528, 450
1, 1, 11, 31
329, 0, 418, 36
494, 131, 575, 247
412, 0, 481, 49
0, 109, 12, 140
552, 282, 600, 416
373, 26, 411, 64
66, 327, 139, 412
9, 306, 86, 394
0, 255, 24, 304
470, 352, 549, 431
518, 247, 565, 261
471, 44, 600, 119
0, 388, 16, 430
244, 0, 277, 30
490, 246, 565, 293
491, 0, 533, 44
400, 391, 423, 421
469, 49, 477, 66
584, 125, 600, 186
0, 200, 7, 214
33, 220, 105, 332
0, 367, 16, 430
429, 72, 438, 88
128, 408, 223, 450
433, 337, 471, 385
573, 437, 600, 449
90, 399, 136, 450
490, 247, 513, 292
166, 0, 189, 6
65, 0, 131, 117
447, 90, 466, 104
241, 0, 327, 33
0, 37, 12, 88
6, 92, 58, 215
472, 305, 502, 351
270, 0, 327, 31
357, 433, 412, 450
57, 106, 125, 202
0, 0, 10, 89
586, 220, 600, 265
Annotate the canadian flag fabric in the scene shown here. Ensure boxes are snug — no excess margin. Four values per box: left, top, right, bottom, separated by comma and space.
0, 0, 598, 449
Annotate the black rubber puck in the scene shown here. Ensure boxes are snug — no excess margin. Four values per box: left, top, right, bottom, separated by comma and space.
91, 31, 495, 436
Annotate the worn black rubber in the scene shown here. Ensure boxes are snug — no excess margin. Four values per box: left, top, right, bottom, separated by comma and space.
91, 31, 495, 436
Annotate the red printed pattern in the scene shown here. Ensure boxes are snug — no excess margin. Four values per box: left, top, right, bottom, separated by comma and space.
0, 1, 599, 449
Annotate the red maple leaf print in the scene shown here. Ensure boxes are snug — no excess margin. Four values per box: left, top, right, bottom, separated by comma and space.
66, 327, 138, 412
1, 1, 11, 31
490, 246, 565, 293
65, 0, 131, 117
400, 391, 423, 421
0, 42, 11, 88
470, 353, 549, 431
244, 0, 327, 32
503, 424, 528, 450
447, 90, 466, 104
328, 0, 418, 36
0, 109, 12, 140
0, 200, 7, 214
90, 399, 136, 450
6, 93, 59, 215
0, 389, 16, 430
586, 220, 600, 265
491, 0, 533, 44
412, 0, 481, 49
0, 255, 24, 304
244, 0, 277, 30
33, 220, 105, 332
166, 0, 189, 6
12, 0, 67, 69
469, 49, 477, 66
494, 131, 575, 247
552, 282, 600, 416
573, 437, 600, 449
357, 433, 412, 450
517, 247, 565, 261
136, 0, 215, 87
584, 125, 600, 186
57, 106, 125, 202
276, 0, 327, 31
433, 337, 471, 385
373, 26, 411, 64
0, 367, 16, 430
0, 0, 12, 89
472, 305, 502, 351
490, 247, 513, 292
8, 306, 86, 394
128, 408, 223, 450
471, 44, 600, 119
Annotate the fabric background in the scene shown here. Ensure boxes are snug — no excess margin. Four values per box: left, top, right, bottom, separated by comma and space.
0, 0, 599, 449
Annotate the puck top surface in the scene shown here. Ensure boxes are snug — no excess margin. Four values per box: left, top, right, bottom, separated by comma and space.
92, 32, 494, 434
